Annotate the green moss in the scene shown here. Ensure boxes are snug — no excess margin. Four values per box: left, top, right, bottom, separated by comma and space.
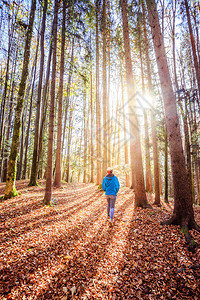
148, 211, 156, 215
4, 188, 18, 200
28, 180, 39, 187
181, 227, 188, 235
98, 184, 103, 190
191, 239, 196, 246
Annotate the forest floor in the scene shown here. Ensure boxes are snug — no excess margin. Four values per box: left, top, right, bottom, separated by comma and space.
0, 180, 200, 300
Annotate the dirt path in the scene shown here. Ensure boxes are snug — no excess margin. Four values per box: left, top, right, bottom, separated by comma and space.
0, 181, 200, 299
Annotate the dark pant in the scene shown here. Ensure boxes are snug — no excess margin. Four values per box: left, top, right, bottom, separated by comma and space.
106, 195, 116, 220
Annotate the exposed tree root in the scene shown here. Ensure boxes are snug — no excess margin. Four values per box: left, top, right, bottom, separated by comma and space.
161, 214, 177, 226
4, 189, 19, 200
153, 202, 161, 207
181, 226, 196, 252
161, 214, 199, 252
144, 203, 152, 209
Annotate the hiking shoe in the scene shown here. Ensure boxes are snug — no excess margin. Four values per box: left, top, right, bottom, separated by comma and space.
109, 219, 113, 227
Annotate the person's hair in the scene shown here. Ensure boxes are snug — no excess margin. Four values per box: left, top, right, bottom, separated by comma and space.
107, 167, 113, 173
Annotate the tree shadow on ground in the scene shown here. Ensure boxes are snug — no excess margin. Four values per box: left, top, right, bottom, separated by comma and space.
0, 191, 107, 296
112, 207, 200, 299
36, 195, 134, 299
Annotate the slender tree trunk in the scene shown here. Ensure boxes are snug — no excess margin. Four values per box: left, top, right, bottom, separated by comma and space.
54, 0, 66, 188
146, 0, 200, 251
151, 113, 160, 205
16, 115, 25, 180
192, 8, 200, 65
4, 0, 36, 199
164, 127, 168, 203
142, 0, 160, 204
83, 87, 87, 183
22, 32, 40, 178
120, 0, 148, 208
43, 0, 58, 205
62, 39, 74, 153
2, 45, 18, 182
29, 0, 47, 186
144, 110, 152, 192
121, 72, 129, 187
96, 0, 101, 185
102, 0, 107, 180
184, 0, 200, 97
0, 15, 12, 166
37, 44, 53, 175
90, 54, 94, 183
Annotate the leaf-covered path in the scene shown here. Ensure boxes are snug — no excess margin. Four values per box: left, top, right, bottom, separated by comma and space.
0, 181, 200, 299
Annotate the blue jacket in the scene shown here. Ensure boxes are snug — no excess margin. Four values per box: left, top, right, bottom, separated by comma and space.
102, 174, 120, 196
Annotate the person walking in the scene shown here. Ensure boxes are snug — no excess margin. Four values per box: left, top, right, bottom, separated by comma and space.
102, 167, 120, 227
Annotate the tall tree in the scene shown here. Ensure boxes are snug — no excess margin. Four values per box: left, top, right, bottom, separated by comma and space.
142, 0, 160, 204
96, 0, 101, 185
29, 0, 48, 186
4, 0, 36, 199
54, 0, 66, 188
184, 0, 200, 97
102, 0, 108, 179
120, 0, 149, 208
43, 0, 58, 205
90, 48, 94, 183
146, 0, 200, 250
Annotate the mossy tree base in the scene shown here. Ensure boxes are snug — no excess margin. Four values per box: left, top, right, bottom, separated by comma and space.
98, 184, 102, 190
4, 187, 19, 200
28, 180, 39, 187
161, 214, 200, 252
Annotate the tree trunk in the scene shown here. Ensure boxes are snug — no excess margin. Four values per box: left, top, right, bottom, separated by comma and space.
144, 110, 152, 192
142, 0, 160, 204
37, 41, 53, 175
120, 0, 148, 208
62, 38, 74, 153
54, 0, 66, 188
102, 0, 107, 180
4, 0, 36, 199
83, 87, 87, 183
90, 52, 94, 183
65, 100, 74, 183
29, 0, 47, 186
184, 0, 200, 97
0, 14, 12, 168
146, 0, 200, 251
164, 127, 168, 203
23, 33, 41, 178
43, 0, 58, 205
96, 0, 101, 185
2, 45, 18, 182
121, 72, 129, 187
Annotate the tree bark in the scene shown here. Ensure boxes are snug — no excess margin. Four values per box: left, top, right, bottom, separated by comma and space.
121, 72, 129, 187
29, 0, 48, 186
4, 0, 36, 199
144, 110, 152, 192
184, 0, 200, 97
142, 0, 160, 204
96, 0, 101, 185
102, 0, 108, 180
2, 45, 18, 182
120, 0, 148, 208
90, 50, 94, 183
62, 38, 74, 154
37, 39, 53, 175
43, 0, 58, 205
54, 0, 66, 188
